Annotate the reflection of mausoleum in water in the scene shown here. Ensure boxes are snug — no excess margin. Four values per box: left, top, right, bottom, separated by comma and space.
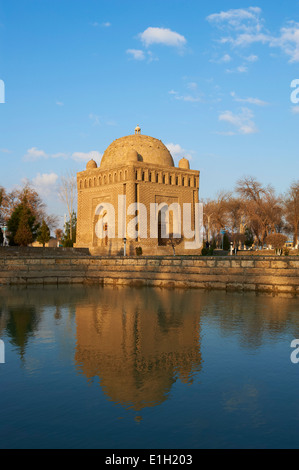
74, 287, 202, 411
75, 126, 200, 255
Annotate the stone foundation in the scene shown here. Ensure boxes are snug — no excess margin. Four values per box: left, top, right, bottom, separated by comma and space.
0, 253, 298, 295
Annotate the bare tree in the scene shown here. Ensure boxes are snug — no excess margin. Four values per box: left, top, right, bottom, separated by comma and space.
226, 197, 246, 234
203, 192, 233, 246
236, 176, 283, 245
283, 181, 299, 248
55, 228, 63, 241
58, 172, 77, 241
0, 186, 5, 224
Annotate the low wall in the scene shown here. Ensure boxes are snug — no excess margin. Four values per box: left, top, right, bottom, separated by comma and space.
0, 254, 298, 295
0, 247, 90, 257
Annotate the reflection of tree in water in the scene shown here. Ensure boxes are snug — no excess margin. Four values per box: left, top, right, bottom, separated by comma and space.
0, 286, 108, 364
200, 292, 299, 350
5, 306, 39, 361
54, 306, 62, 322
0, 307, 6, 333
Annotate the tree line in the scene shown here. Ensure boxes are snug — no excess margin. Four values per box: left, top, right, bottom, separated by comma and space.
0, 180, 76, 247
203, 176, 299, 253
1, 175, 298, 251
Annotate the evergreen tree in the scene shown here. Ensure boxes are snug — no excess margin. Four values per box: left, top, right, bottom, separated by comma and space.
223, 232, 230, 251
62, 212, 77, 247
36, 220, 50, 247
7, 202, 39, 246
244, 227, 254, 248
14, 211, 34, 246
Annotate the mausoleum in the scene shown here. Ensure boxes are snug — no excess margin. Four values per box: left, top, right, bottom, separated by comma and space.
75, 127, 200, 255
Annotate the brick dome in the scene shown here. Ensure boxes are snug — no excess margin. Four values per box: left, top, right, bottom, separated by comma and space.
86, 159, 97, 170
179, 158, 190, 170
100, 134, 175, 169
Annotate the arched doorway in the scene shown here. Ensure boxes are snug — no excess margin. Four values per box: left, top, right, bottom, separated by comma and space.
158, 205, 169, 246
94, 210, 108, 247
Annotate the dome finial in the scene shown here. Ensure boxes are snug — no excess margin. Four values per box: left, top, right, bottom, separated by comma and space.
135, 125, 141, 135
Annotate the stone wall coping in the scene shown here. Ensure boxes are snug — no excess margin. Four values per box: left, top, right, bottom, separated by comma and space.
1, 252, 298, 261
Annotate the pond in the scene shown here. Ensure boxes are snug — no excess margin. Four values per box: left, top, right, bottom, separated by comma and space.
0, 285, 299, 449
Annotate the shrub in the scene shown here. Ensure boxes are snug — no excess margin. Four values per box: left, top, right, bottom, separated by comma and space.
201, 246, 214, 256
265, 233, 288, 255
135, 246, 143, 256
62, 238, 73, 248
223, 233, 231, 251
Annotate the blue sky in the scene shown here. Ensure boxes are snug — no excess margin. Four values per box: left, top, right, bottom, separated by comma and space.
0, 0, 299, 219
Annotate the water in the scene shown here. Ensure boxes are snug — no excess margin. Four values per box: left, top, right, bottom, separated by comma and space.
0, 285, 299, 449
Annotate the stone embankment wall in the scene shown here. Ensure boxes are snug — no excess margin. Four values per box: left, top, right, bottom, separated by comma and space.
0, 250, 298, 295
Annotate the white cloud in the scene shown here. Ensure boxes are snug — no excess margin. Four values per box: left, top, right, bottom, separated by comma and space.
219, 108, 258, 135
237, 65, 248, 73
102, 22, 111, 27
210, 53, 232, 64
32, 172, 59, 197
225, 65, 248, 74
166, 143, 192, 161
245, 54, 258, 62
23, 147, 102, 164
207, 7, 266, 47
291, 106, 299, 114
33, 172, 58, 187
139, 27, 187, 48
272, 22, 299, 63
71, 151, 102, 163
24, 147, 48, 161
126, 49, 145, 60
207, 8, 299, 63
221, 53, 232, 62
169, 89, 202, 103
56, 101, 64, 106
230, 91, 269, 106
207, 7, 263, 29
223, 32, 271, 48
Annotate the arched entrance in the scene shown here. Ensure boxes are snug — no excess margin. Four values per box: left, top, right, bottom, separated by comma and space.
158, 205, 169, 246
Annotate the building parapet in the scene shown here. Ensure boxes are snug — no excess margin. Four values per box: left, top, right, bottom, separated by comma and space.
77, 163, 199, 190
